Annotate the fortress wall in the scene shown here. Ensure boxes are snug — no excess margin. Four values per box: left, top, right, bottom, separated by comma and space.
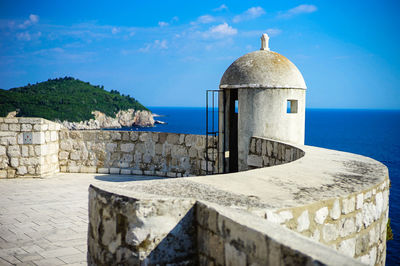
247, 136, 389, 265
88, 185, 364, 266
0, 117, 60, 178
247, 136, 305, 168
58, 130, 216, 177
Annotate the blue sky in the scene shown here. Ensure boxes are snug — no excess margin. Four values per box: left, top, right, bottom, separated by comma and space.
0, 0, 399, 109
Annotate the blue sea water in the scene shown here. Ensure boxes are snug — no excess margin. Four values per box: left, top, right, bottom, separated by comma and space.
130, 107, 400, 265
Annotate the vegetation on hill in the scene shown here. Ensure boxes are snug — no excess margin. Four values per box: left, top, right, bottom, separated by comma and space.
0, 77, 148, 122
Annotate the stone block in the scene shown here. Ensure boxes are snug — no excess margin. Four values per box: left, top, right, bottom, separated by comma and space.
339, 217, 355, 237
32, 132, 45, 144
17, 166, 27, 175
322, 223, 338, 242
27, 165, 35, 174
80, 166, 96, 173
4, 118, 18, 123
342, 197, 355, 215
330, 199, 341, 220
0, 145, 5, 156
122, 132, 130, 141
106, 143, 117, 152
68, 165, 80, 172
197, 204, 218, 233
167, 172, 176, 177
98, 168, 109, 174
21, 124, 32, 131
132, 169, 143, 175
375, 192, 383, 218
7, 145, 20, 157
139, 132, 152, 142
111, 132, 121, 141
0, 170, 7, 178
130, 131, 138, 141
50, 131, 58, 141
10, 157, 19, 168
362, 202, 376, 228
166, 134, 179, 144
21, 146, 28, 157
315, 207, 329, 224
121, 169, 131, 175
121, 143, 134, 152
9, 124, 20, 131
7, 169, 15, 178
44, 131, 50, 142
338, 238, 356, 257
297, 210, 310, 232
355, 233, 369, 256
110, 168, 120, 174
70, 151, 80, 160
356, 193, 363, 210
0, 123, 8, 131
247, 155, 263, 168
197, 228, 224, 265
224, 242, 246, 266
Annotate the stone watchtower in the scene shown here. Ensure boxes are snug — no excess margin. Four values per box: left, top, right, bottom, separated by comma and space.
219, 34, 307, 172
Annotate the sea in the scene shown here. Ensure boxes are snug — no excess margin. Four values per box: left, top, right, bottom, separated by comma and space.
124, 107, 400, 265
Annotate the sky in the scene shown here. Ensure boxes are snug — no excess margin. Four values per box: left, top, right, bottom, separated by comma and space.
0, 0, 399, 109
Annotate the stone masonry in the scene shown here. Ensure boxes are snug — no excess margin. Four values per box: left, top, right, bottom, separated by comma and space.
58, 130, 216, 177
0, 118, 60, 178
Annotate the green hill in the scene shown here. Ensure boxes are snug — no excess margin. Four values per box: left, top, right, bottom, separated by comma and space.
0, 77, 148, 122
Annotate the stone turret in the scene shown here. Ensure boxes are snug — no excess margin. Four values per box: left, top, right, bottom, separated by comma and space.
219, 33, 307, 171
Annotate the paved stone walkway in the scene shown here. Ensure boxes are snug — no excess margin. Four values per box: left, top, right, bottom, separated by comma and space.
0, 173, 152, 266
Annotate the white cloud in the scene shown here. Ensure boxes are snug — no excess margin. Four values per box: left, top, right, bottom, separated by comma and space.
16, 31, 41, 41
139, 39, 168, 53
29, 14, 39, 23
279, 4, 317, 18
158, 21, 169, 27
191, 15, 216, 25
16, 32, 31, 41
266, 28, 282, 37
233, 7, 265, 23
213, 4, 228, 11
111, 27, 120, 34
203, 23, 237, 38
18, 14, 40, 29
172, 16, 179, 22
156, 39, 168, 49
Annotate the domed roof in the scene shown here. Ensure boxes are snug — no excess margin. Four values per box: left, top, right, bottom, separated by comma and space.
220, 34, 306, 89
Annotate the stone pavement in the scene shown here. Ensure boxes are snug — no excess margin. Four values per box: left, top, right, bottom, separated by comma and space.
0, 173, 156, 266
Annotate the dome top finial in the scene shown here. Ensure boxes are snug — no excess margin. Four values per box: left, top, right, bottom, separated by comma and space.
260, 33, 270, 51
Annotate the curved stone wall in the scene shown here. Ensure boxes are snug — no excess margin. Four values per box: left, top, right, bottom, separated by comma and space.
86, 135, 389, 265
88, 185, 365, 266
247, 136, 389, 265
247, 137, 305, 168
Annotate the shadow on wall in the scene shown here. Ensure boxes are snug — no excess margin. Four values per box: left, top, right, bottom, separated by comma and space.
94, 175, 168, 182
145, 207, 197, 264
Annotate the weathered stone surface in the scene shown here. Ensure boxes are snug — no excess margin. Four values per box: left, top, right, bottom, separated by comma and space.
338, 238, 356, 257
121, 143, 134, 153
315, 207, 328, 224
342, 197, 355, 214
297, 210, 309, 232
322, 223, 338, 242
356, 193, 363, 210
340, 217, 355, 237
330, 199, 341, 220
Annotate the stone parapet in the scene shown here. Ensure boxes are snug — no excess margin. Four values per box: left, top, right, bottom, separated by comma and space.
88, 185, 365, 266
246, 136, 389, 265
247, 136, 305, 167
0, 117, 61, 178
58, 130, 216, 177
